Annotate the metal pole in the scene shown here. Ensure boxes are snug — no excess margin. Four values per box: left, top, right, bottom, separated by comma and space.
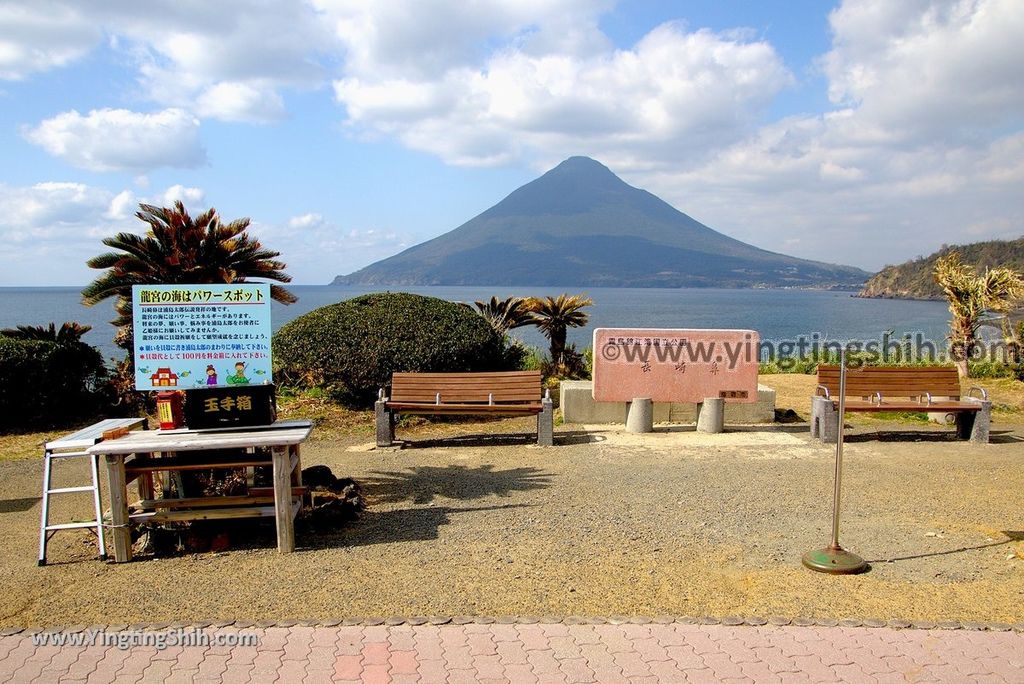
830, 349, 848, 548
802, 348, 868, 574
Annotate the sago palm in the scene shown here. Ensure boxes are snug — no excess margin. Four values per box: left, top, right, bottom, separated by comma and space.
527, 294, 593, 367
1, 321, 91, 344
473, 296, 536, 334
934, 252, 1024, 378
82, 201, 297, 349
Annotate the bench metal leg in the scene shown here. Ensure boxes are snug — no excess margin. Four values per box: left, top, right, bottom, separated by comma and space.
375, 400, 394, 447
538, 398, 554, 446
812, 396, 839, 444
957, 400, 991, 443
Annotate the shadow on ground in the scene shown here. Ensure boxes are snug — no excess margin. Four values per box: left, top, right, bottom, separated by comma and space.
868, 531, 1024, 564
0, 496, 40, 514
361, 464, 552, 505
306, 502, 534, 548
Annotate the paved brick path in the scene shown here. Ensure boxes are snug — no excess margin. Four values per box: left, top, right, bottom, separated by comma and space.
2, 621, 1022, 683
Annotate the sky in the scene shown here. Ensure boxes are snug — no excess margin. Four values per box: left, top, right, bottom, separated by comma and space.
0, 0, 1021, 286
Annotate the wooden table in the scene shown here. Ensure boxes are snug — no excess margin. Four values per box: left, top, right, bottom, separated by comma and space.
88, 421, 312, 562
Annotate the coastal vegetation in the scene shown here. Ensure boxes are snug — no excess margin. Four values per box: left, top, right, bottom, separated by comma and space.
934, 251, 1024, 378
859, 236, 1024, 300
274, 292, 524, 407
81, 201, 296, 406
0, 323, 108, 431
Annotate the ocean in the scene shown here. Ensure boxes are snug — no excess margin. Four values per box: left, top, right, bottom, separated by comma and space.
0, 285, 951, 362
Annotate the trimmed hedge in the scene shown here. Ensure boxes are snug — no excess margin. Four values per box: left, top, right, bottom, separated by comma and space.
273, 292, 521, 407
0, 337, 109, 432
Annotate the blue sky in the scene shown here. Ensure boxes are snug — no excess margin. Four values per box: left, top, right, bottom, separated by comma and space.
1, 0, 1021, 285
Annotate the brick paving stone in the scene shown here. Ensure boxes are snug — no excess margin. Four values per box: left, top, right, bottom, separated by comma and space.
363, 640, 392, 666
363, 625, 392, 643
333, 654, 363, 680
662, 644, 706, 671
610, 650, 652, 679
473, 653, 506, 680
364, 638, 395, 663
595, 627, 636, 655
444, 644, 475, 671
503, 662, 539, 683
274, 658, 307, 683
558, 656, 596, 683
439, 627, 470, 650
362, 662, 390, 684
416, 657, 449, 682
390, 649, 419, 676
391, 674, 421, 684
496, 640, 530, 665
467, 632, 498, 656
447, 667, 479, 683
516, 625, 551, 651
548, 635, 583, 660
528, 648, 564, 677
5, 620, 1024, 683
388, 627, 417, 652
489, 625, 520, 643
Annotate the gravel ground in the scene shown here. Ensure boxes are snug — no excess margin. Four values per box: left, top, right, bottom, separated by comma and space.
3, 406, 1022, 628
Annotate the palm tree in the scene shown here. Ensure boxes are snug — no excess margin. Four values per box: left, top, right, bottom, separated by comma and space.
473, 296, 537, 334
934, 252, 1024, 378
526, 294, 593, 369
82, 201, 297, 350
1, 322, 91, 344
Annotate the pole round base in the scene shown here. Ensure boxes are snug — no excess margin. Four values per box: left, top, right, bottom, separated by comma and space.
802, 546, 869, 574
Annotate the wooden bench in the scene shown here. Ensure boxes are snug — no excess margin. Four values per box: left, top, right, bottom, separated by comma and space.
375, 371, 554, 446
810, 365, 991, 443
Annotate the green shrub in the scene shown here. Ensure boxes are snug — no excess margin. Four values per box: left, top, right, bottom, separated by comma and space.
273, 292, 523, 407
0, 337, 109, 432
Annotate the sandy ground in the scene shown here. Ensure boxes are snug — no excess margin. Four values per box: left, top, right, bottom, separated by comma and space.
2, 391, 1023, 627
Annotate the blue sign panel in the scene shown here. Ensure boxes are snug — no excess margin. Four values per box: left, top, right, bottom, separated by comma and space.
132, 284, 273, 391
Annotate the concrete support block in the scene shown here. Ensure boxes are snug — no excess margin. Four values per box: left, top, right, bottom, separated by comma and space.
375, 400, 394, 447
560, 380, 776, 425
811, 396, 839, 444
625, 398, 654, 433
696, 397, 725, 433
537, 396, 554, 446
957, 399, 991, 443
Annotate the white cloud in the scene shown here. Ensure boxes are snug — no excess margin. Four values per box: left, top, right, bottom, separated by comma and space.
195, 82, 287, 123
160, 184, 206, 210
0, 1, 100, 80
0, 182, 225, 284
333, 22, 792, 167
821, 0, 1024, 142
24, 108, 206, 172
255, 214, 411, 283
288, 213, 324, 229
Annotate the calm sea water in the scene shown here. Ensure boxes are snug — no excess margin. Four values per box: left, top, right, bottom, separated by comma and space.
0, 285, 951, 362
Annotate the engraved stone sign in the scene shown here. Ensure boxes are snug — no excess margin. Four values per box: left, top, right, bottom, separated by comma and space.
592, 328, 760, 403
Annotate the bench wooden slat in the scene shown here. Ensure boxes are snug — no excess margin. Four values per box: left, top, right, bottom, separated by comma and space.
841, 401, 981, 412
816, 365, 963, 398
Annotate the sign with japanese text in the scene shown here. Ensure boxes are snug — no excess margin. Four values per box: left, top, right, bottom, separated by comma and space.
132, 284, 273, 391
592, 328, 759, 403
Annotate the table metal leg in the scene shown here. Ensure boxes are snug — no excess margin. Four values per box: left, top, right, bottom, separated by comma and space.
105, 454, 132, 562
272, 445, 295, 553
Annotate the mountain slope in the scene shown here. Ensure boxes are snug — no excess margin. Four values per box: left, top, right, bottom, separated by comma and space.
333, 156, 871, 288
859, 236, 1024, 299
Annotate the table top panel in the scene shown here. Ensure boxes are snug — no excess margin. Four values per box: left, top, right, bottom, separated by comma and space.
87, 423, 312, 455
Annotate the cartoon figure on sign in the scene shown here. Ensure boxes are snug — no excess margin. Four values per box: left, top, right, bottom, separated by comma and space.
226, 361, 250, 385
206, 365, 218, 386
